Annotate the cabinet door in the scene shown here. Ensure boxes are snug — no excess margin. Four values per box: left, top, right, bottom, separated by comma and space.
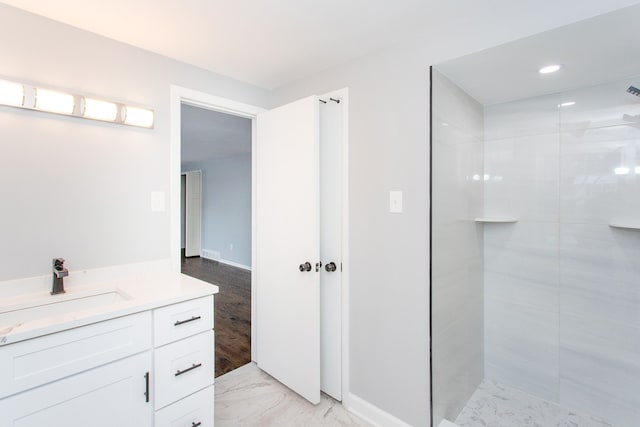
0, 352, 152, 427
0, 311, 152, 399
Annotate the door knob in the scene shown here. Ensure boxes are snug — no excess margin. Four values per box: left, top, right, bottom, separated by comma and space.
299, 262, 312, 272
325, 262, 337, 272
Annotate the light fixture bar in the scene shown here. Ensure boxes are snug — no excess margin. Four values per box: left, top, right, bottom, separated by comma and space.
83, 97, 118, 122
0, 77, 153, 129
35, 88, 75, 114
0, 79, 24, 107
123, 105, 154, 128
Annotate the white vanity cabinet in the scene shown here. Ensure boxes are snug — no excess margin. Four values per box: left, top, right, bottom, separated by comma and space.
0, 292, 215, 427
153, 295, 215, 427
0, 311, 154, 427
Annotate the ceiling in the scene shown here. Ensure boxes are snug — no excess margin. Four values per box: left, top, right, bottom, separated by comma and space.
435, 4, 640, 105
2, 0, 640, 90
181, 104, 251, 165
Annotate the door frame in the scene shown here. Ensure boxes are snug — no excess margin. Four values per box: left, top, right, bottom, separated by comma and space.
169, 85, 351, 403
182, 170, 202, 257
170, 85, 262, 362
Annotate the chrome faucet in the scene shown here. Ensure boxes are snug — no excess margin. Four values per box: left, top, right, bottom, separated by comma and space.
51, 258, 68, 295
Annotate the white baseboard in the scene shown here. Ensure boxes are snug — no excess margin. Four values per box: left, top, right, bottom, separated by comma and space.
344, 393, 413, 427
201, 253, 251, 271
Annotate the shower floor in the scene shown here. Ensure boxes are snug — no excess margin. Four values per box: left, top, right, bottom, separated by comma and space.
454, 379, 613, 427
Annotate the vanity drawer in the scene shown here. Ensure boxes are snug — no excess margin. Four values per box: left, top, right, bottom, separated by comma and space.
155, 385, 214, 427
0, 311, 152, 399
154, 330, 214, 409
154, 296, 214, 347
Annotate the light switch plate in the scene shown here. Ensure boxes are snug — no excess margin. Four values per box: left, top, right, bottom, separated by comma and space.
389, 190, 403, 213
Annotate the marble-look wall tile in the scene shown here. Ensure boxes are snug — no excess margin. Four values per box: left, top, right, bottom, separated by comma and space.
484, 134, 560, 221
484, 221, 559, 284
480, 73, 640, 426
485, 295, 559, 401
432, 137, 484, 226
560, 341, 640, 427
485, 270, 557, 314
559, 223, 640, 427
432, 222, 482, 277
484, 221, 559, 401
560, 132, 640, 224
432, 69, 484, 424
560, 223, 640, 324
484, 93, 560, 141
560, 76, 640, 132
432, 69, 484, 140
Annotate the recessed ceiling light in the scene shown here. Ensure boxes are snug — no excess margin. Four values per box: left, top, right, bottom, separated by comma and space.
539, 64, 562, 74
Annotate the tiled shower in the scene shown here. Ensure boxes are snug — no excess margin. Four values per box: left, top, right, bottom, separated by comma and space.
431, 68, 640, 426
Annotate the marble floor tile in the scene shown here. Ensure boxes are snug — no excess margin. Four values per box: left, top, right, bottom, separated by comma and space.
455, 379, 613, 427
215, 362, 373, 427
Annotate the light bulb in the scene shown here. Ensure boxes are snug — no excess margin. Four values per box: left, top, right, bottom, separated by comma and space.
35, 88, 74, 114
123, 105, 154, 128
83, 97, 117, 121
0, 80, 24, 107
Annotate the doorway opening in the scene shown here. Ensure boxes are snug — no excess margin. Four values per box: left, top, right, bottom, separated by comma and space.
180, 103, 253, 377
170, 85, 351, 407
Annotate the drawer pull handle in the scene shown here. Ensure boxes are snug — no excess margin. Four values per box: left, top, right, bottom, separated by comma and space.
144, 371, 150, 403
192, 423, 202, 427
175, 363, 202, 377
174, 315, 202, 326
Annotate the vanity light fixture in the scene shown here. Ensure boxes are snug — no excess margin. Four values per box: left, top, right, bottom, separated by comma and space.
82, 97, 118, 122
122, 105, 154, 128
558, 101, 575, 108
0, 79, 24, 107
35, 88, 75, 115
538, 64, 562, 74
0, 77, 154, 129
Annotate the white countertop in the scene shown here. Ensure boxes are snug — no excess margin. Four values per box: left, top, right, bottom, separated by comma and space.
0, 271, 218, 346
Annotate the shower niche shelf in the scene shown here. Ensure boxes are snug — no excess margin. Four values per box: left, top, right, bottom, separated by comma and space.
475, 217, 518, 223
609, 222, 640, 230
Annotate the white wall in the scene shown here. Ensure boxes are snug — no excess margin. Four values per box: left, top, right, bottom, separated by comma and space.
431, 69, 484, 425
182, 155, 252, 268
483, 74, 640, 426
0, 4, 268, 281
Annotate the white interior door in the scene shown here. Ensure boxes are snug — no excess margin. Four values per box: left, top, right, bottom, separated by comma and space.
184, 170, 202, 257
256, 95, 321, 405
319, 100, 342, 400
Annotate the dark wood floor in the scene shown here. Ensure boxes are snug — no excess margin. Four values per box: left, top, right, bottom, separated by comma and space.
181, 252, 251, 377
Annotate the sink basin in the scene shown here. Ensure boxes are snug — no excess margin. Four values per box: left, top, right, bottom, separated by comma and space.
0, 288, 130, 327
